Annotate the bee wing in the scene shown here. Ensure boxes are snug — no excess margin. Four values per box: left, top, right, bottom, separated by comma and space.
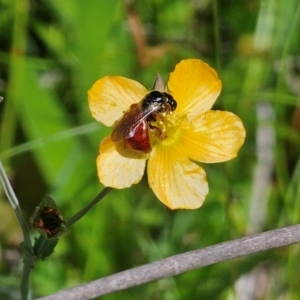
111, 104, 158, 141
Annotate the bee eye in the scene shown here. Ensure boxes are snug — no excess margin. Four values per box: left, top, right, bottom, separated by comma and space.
170, 98, 177, 110
163, 93, 177, 111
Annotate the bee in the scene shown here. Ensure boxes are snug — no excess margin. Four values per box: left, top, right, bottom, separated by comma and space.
111, 90, 177, 153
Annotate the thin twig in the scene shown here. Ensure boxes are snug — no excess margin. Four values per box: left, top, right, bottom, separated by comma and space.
21, 265, 32, 300
0, 160, 32, 249
0, 160, 33, 300
35, 224, 300, 300
65, 187, 112, 228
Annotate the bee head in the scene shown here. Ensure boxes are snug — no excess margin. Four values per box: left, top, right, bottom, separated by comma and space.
142, 91, 177, 113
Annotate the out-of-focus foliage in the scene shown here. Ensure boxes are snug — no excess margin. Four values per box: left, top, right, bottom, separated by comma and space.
0, 0, 300, 299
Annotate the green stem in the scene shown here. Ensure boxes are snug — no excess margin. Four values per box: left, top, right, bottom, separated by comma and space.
0, 160, 32, 250
65, 187, 113, 228
0, 160, 33, 300
21, 265, 32, 300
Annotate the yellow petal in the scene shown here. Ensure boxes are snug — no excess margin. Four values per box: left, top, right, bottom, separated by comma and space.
97, 136, 148, 188
147, 146, 208, 209
179, 110, 246, 163
88, 76, 148, 126
167, 59, 222, 120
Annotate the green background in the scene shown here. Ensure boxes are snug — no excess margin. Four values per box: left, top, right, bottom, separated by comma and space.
1, 0, 300, 299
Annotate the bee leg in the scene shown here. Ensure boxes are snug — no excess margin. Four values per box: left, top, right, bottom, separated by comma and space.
148, 123, 166, 140
147, 111, 164, 123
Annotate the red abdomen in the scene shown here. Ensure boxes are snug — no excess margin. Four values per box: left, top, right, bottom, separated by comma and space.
124, 121, 152, 153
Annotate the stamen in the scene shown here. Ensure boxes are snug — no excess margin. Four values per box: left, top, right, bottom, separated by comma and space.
149, 111, 180, 142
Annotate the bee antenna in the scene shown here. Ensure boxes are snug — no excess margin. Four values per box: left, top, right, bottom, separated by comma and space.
152, 74, 165, 92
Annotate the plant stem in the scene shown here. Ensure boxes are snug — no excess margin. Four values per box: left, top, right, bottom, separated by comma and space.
21, 265, 32, 300
0, 160, 33, 299
65, 187, 113, 228
0, 160, 33, 250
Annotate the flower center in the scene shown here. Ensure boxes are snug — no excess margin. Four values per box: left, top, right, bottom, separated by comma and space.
149, 111, 181, 147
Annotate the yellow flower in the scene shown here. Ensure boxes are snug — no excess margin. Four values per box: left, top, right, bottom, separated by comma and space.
88, 59, 246, 210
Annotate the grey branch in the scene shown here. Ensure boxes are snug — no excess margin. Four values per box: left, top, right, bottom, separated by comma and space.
35, 224, 300, 300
